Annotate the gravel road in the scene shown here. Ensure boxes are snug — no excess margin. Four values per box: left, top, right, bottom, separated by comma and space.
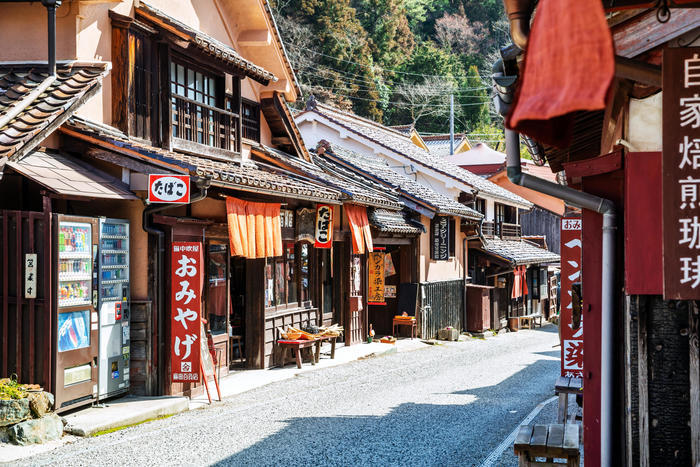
19, 325, 564, 466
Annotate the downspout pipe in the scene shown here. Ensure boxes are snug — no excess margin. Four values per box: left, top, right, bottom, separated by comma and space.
40, 0, 61, 77
142, 177, 210, 395
505, 128, 616, 467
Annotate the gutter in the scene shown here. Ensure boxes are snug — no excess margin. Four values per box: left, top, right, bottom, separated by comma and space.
142, 177, 210, 395
495, 54, 616, 467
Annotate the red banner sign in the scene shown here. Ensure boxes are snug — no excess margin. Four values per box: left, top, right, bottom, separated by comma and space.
314, 204, 333, 248
560, 217, 583, 377
663, 47, 700, 299
171, 242, 202, 383
148, 174, 190, 204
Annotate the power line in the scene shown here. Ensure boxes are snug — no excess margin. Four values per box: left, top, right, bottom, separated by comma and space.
285, 41, 489, 81
302, 82, 491, 101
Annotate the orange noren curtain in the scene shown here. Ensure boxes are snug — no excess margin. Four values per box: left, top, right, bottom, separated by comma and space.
512, 267, 521, 299
345, 204, 373, 255
226, 196, 282, 259
506, 0, 614, 148
521, 266, 529, 296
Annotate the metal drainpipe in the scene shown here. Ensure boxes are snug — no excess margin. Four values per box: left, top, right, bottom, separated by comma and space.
142, 178, 210, 395
40, 0, 61, 77
463, 237, 467, 331
505, 129, 615, 466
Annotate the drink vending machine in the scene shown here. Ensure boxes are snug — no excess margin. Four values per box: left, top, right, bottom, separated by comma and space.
97, 218, 130, 399
54, 216, 99, 411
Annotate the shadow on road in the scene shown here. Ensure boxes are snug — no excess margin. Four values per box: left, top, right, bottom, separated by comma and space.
213, 354, 560, 466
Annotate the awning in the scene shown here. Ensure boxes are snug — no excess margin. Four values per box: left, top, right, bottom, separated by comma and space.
226, 196, 282, 259
345, 204, 373, 254
7, 150, 137, 200
479, 237, 560, 267
507, 0, 615, 148
368, 208, 422, 235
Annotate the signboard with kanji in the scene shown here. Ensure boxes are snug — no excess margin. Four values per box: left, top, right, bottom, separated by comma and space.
24, 253, 37, 299
663, 47, 700, 299
314, 204, 333, 248
171, 242, 202, 383
368, 251, 386, 305
148, 175, 190, 204
560, 217, 583, 377
430, 216, 450, 260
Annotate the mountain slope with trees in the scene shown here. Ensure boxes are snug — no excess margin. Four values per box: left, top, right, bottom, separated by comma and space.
272, 0, 509, 140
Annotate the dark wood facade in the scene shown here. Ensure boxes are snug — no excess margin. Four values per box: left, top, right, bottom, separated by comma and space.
519, 206, 561, 254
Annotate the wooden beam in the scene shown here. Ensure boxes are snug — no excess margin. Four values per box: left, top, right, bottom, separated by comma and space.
615, 56, 661, 88
87, 148, 178, 175
600, 79, 630, 155
691, 301, 700, 466
638, 296, 650, 467
271, 136, 292, 146
237, 29, 271, 46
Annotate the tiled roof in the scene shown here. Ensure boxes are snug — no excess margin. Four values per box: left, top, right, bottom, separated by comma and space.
423, 134, 469, 157
480, 238, 560, 266
368, 208, 422, 235
0, 62, 109, 161
7, 149, 136, 200
320, 143, 482, 220
388, 124, 414, 135
307, 103, 531, 208
136, 2, 276, 85
62, 116, 341, 203
254, 145, 402, 209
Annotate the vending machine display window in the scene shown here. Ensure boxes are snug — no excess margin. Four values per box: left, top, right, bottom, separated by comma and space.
57, 310, 91, 352
58, 222, 92, 308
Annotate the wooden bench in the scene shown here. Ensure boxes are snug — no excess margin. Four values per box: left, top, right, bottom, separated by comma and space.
510, 313, 543, 330
514, 423, 580, 466
392, 317, 417, 339
315, 335, 338, 361
277, 339, 319, 369
555, 376, 583, 423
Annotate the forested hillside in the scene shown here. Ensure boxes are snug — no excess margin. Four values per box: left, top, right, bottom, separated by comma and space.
271, 0, 509, 140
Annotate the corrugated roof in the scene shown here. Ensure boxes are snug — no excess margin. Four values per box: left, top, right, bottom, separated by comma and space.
0, 62, 109, 161
319, 143, 483, 220
479, 238, 560, 266
306, 102, 531, 207
62, 116, 342, 203
7, 149, 136, 200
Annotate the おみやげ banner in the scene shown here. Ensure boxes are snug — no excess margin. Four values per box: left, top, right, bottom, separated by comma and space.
171, 242, 203, 383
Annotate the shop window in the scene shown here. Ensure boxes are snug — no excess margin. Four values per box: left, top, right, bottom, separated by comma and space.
475, 198, 486, 216
265, 242, 310, 310
206, 244, 228, 334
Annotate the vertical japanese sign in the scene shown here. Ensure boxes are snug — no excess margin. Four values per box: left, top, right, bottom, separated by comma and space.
431, 216, 450, 260
367, 251, 386, 305
663, 48, 700, 299
314, 204, 333, 248
560, 217, 583, 377
171, 242, 202, 383
24, 253, 37, 299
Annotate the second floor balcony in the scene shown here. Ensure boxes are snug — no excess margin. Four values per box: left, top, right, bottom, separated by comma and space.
481, 220, 522, 239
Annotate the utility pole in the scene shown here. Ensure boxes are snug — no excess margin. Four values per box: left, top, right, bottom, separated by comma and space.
449, 94, 454, 156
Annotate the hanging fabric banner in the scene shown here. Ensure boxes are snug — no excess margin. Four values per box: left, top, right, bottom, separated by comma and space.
171, 242, 203, 383
345, 204, 373, 254
226, 197, 282, 259
560, 217, 583, 377
367, 251, 386, 305
314, 204, 334, 248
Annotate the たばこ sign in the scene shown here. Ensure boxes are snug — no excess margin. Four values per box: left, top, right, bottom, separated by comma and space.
314, 204, 333, 248
171, 242, 202, 383
148, 175, 190, 204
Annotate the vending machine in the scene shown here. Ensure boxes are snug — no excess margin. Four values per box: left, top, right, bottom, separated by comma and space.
97, 218, 130, 399
54, 216, 99, 411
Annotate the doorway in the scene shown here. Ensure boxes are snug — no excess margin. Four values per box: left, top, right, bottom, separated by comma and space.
229, 257, 246, 367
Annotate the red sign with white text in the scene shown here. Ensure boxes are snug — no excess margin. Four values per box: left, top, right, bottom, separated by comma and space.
560, 218, 583, 377
148, 174, 190, 204
171, 242, 202, 383
314, 204, 333, 248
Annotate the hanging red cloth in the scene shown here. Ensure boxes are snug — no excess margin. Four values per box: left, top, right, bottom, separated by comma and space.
345, 204, 373, 255
226, 196, 282, 259
506, 0, 614, 148
512, 266, 521, 299
521, 266, 529, 296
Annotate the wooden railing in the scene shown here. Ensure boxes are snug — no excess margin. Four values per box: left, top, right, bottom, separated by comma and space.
171, 94, 240, 151
481, 221, 521, 239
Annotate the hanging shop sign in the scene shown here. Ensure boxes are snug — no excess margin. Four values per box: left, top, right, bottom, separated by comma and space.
368, 251, 386, 305
171, 242, 202, 383
384, 285, 396, 299
662, 47, 700, 299
314, 204, 334, 248
296, 208, 315, 243
384, 253, 396, 277
148, 175, 190, 204
560, 217, 583, 378
430, 216, 450, 260
24, 253, 37, 299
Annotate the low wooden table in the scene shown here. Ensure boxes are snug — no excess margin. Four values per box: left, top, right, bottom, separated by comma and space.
277, 339, 318, 369
514, 423, 580, 466
509, 313, 543, 330
555, 376, 583, 423
392, 317, 417, 339
315, 335, 337, 362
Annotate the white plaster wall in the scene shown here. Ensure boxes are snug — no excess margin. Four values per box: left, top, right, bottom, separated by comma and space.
628, 91, 662, 152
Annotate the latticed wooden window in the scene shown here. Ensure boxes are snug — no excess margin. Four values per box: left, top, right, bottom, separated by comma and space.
241, 99, 260, 142
169, 59, 239, 151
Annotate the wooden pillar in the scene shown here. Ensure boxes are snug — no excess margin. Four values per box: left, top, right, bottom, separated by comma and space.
245, 258, 265, 369
638, 296, 649, 467
690, 301, 700, 466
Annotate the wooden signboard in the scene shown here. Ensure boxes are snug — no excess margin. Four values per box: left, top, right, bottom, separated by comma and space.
368, 251, 386, 305
430, 216, 450, 260
662, 47, 700, 299
314, 204, 333, 248
171, 242, 202, 383
560, 217, 583, 377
